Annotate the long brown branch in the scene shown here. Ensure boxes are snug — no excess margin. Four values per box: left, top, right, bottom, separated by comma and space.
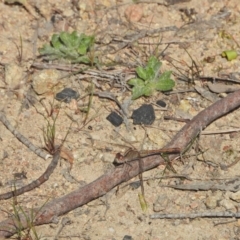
0, 89, 240, 237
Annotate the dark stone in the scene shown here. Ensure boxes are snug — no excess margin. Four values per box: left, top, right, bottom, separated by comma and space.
131, 104, 155, 125
106, 111, 123, 127
55, 88, 80, 103
123, 236, 133, 240
156, 99, 167, 108
129, 181, 141, 190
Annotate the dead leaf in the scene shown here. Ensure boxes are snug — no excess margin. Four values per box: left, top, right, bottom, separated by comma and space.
195, 85, 220, 102
207, 82, 240, 93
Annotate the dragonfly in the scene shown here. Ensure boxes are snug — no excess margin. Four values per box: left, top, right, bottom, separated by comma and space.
113, 147, 181, 165
113, 146, 181, 211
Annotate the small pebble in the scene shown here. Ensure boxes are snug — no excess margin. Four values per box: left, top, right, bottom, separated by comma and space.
153, 195, 169, 212
219, 199, 235, 211
156, 99, 167, 108
123, 235, 133, 240
106, 111, 123, 127
55, 88, 80, 103
205, 191, 222, 209
108, 227, 115, 233
52, 183, 59, 189
129, 181, 141, 190
124, 5, 143, 22
32, 69, 63, 95
189, 201, 199, 209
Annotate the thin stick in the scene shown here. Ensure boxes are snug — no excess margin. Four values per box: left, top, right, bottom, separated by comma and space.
150, 211, 240, 219
0, 149, 60, 200
0, 112, 50, 160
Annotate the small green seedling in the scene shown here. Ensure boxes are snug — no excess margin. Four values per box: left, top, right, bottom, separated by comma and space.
221, 50, 238, 61
39, 31, 96, 64
128, 56, 175, 99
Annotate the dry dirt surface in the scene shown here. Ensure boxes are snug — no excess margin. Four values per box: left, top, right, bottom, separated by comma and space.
1, 0, 240, 239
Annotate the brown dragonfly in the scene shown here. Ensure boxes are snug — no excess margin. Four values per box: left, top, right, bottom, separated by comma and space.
113, 147, 181, 165
113, 146, 181, 210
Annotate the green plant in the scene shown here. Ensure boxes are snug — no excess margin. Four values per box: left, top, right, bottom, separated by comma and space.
1, 182, 48, 239
39, 31, 96, 64
42, 117, 57, 155
128, 56, 175, 99
11, 202, 42, 240
12, 35, 23, 64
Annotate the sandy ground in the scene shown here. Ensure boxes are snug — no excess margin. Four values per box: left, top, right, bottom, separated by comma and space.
1, 0, 240, 239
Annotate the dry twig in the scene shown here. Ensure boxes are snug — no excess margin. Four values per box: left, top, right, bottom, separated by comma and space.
0, 112, 50, 160
0, 149, 60, 200
150, 211, 240, 219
